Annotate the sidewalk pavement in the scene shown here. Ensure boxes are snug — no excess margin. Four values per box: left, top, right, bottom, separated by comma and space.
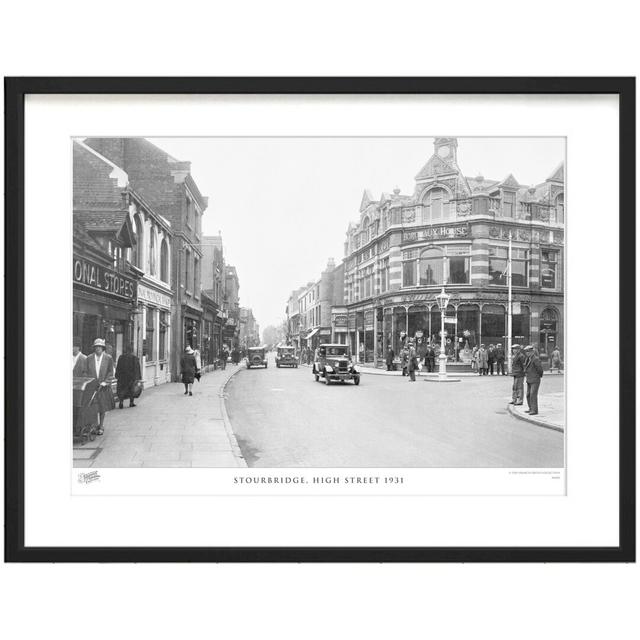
73, 365, 247, 468
300, 362, 565, 379
507, 391, 565, 432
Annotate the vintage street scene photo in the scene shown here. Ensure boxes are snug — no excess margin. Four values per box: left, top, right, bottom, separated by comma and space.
72, 136, 565, 469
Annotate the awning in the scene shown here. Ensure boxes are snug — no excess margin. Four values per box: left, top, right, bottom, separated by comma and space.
306, 327, 319, 339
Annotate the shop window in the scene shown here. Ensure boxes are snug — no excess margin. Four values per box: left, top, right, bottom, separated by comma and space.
481, 304, 506, 344
489, 246, 528, 287
159, 311, 167, 361
145, 310, 155, 361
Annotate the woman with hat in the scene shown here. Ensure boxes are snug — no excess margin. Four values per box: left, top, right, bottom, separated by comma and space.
180, 345, 197, 396
85, 338, 115, 435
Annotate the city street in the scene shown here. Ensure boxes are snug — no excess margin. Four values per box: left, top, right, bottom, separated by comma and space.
226, 354, 565, 468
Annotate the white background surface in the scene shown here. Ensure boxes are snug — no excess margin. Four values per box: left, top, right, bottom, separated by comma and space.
27, 94, 608, 548
1, 2, 638, 639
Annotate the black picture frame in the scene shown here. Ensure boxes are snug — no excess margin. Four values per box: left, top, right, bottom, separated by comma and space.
4, 77, 636, 563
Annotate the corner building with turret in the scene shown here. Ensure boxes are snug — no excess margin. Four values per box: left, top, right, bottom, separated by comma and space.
338, 137, 564, 368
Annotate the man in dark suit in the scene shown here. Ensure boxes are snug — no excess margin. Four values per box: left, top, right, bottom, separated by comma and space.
72, 340, 87, 377
523, 345, 544, 415
85, 338, 115, 435
495, 343, 506, 375
115, 345, 142, 409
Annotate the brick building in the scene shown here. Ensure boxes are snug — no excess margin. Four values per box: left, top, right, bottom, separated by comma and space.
342, 137, 564, 367
73, 141, 179, 386
83, 138, 208, 381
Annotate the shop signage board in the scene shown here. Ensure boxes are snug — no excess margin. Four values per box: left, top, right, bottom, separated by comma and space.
138, 283, 172, 309
73, 255, 136, 301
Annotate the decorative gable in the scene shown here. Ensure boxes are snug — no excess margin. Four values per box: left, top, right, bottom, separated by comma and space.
547, 162, 565, 183
359, 189, 375, 212
415, 154, 458, 181
500, 173, 520, 190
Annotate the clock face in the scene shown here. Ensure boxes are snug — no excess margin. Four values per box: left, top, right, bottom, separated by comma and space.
438, 145, 450, 158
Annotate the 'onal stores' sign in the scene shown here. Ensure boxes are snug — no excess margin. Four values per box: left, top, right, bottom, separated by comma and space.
73, 256, 136, 301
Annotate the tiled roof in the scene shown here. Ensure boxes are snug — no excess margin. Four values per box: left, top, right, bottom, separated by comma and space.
73, 141, 127, 209
74, 210, 129, 232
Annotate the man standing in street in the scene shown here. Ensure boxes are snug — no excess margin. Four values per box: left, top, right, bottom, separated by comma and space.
425, 343, 436, 373
385, 346, 395, 371
477, 344, 488, 376
523, 345, 544, 415
509, 344, 525, 405
495, 343, 506, 376
487, 344, 495, 375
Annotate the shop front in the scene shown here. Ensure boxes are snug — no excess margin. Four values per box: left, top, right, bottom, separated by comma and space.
137, 282, 172, 386
73, 254, 137, 366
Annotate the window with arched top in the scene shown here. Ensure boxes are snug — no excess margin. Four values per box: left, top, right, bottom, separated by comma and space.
423, 188, 451, 223
132, 214, 144, 268
149, 228, 156, 275
160, 238, 169, 283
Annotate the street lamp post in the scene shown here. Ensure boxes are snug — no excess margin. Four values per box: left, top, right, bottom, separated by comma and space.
435, 287, 451, 381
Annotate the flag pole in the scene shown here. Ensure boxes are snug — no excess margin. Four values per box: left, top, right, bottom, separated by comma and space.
507, 231, 513, 374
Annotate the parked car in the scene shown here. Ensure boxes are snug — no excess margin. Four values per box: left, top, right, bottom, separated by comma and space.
246, 346, 268, 369
275, 346, 298, 368
312, 343, 360, 385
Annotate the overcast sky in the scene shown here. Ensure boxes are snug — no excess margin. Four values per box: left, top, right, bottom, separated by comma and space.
148, 137, 564, 331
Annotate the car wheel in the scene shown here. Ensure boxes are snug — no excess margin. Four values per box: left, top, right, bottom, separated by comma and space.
353, 375, 361, 386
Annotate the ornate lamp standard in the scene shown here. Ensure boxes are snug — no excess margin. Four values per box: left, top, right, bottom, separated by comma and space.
435, 287, 451, 381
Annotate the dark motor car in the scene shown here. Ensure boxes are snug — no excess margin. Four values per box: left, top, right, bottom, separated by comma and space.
246, 346, 268, 369
312, 343, 360, 385
275, 345, 298, 368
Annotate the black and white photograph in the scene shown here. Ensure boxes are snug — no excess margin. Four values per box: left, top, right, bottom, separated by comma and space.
72, 135, 566, 471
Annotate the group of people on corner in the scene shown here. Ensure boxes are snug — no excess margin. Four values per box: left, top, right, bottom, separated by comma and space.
471, 343, 507, 376
385, 343, 424, 382
73, 337, 141, 436
509, 343, 544, 416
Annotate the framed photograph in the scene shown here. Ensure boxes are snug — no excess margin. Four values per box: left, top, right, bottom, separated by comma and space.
5, 77, 635, 562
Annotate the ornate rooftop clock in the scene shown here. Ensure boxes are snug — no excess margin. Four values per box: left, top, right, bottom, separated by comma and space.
434, 137, 458, 163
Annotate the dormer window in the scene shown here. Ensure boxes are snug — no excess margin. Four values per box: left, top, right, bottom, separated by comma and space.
423, 188, 451, 223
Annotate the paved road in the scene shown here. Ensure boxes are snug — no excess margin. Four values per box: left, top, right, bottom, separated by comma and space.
225, 355, 564, 468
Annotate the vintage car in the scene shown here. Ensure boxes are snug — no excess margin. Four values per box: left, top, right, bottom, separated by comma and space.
275, 345, 298, 368
246, 346, 268, 369
312, 343, 360, 385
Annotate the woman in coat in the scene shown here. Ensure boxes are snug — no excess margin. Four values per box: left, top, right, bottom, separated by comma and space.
85, 338, 115, 435
180, 345, 197, 396
407, 342, 418, 382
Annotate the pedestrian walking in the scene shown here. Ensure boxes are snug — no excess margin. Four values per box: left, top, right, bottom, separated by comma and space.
385, 346, 395, 371
508, 344, 525, 405
219, 346, 228, 370
550, 347, 562, 373
115, 345, 141, 409
181, 345, 198, 396
487, 344, 495, 375
495, 343, 506, 375
72, 339, 87, 377
477, 344, 488, 375
85, 338, 115, 435
523, 344, 544, 415
407, 342, 418, 382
